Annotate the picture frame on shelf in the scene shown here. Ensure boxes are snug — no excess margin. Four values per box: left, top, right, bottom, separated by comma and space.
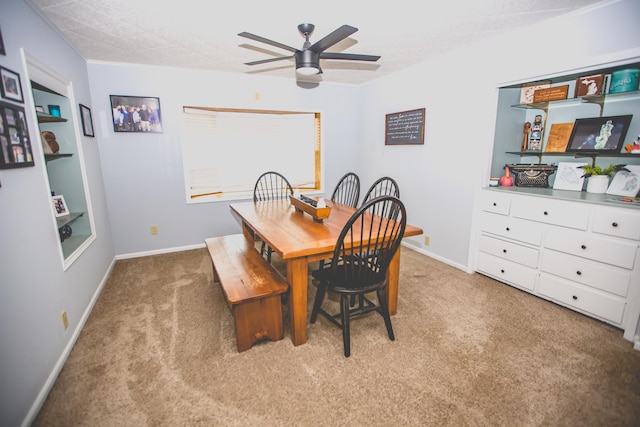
519, 81, 550, 104
79, 104, 95, 137
574, 73, 604, 97
545, 123, 574, 152
565, 115, 633, 153
0, 66, 24, 103
606, 165, 640, 197
52, 195, 70, 217
0, 100, 34, 169
552, 162, 588, 191
110, 95, 162, 133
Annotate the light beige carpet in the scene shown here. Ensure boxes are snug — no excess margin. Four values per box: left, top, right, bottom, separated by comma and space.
35, 247, 640, 426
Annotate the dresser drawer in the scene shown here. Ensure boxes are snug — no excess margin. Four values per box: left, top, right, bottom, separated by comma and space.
540, 250, 631, 297
544, 228, 638, 269
476, 251, 537, 291
538, 273, 625, 325
479, 234, 539, 268
511, 196, 589, 230
592, 208, 640, 241
479, 211, 543, 246
480, 190, 511, 215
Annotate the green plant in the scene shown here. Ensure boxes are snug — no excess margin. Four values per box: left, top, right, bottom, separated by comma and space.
579, 163, 617, 178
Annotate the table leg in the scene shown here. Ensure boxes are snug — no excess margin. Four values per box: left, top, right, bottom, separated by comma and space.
287, 258, 308, 346
386, 249, 401, 315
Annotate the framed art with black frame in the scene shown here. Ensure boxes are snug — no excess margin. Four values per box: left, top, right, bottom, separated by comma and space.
110, 95, 162, 133
0, 100, 34, 169
565, 115, 633, 153
79, 104, 95, 137
0, 26, 6, 56
0, 66, 24, 103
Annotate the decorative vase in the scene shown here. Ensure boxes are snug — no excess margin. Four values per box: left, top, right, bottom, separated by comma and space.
586, 175, 610, 194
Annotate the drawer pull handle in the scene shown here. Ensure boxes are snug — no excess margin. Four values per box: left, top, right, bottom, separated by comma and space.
543, 211, 548, 216
506, 227, 510, 231
572, 295, 578, 300
576, 271, 582, 276
500, 269, 505, 274
581, 244, 587, 250
612, 222, 618, 227
493, 202, 497, 206
503, 249, 507, 253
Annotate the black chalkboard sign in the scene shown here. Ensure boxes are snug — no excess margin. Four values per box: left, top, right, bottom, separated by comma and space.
385, 108, 425, 145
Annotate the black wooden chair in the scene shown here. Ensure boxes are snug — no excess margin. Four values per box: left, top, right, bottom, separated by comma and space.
362, 176, 400, 204
310, 195, 407, 357
253, 171, 293, 263
330, 172, 360, 208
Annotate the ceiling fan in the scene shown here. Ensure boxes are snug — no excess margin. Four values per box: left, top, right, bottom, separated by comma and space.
238, 24, 380, 76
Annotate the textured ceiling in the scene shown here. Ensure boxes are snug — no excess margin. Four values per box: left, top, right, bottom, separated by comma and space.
25, 0, 605, 85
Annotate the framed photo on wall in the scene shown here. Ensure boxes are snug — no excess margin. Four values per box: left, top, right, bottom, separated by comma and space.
0, 26, 5, 56
0, 66, 24, 103
0, 100, 34, 169
566, 115, 633, 153
79, 104, 95, 137
110, 95, 162, 133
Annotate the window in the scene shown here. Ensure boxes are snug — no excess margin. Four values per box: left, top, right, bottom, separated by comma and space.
182, 106, 322, 203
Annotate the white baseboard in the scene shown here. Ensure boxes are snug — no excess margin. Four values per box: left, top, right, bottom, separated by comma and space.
401, 241, 470, 273
23, 256, 117, 427
116, 243, 206, 260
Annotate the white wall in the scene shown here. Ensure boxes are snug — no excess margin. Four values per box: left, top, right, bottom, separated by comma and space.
0, 1, 115, 426
359, 0, 640, 269
2, 0, 640, 426
87, 64, 362, 256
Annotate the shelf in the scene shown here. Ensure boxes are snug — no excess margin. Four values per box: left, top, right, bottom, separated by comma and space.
45, 153, 73, 162
56, 212, 84, 230
511, 90, 640, 115
506, 151, 640, 167
507, 151, 640, 157
37, 112, 67, 123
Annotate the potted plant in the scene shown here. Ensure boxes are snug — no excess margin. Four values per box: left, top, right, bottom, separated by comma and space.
579, 163, 619, 193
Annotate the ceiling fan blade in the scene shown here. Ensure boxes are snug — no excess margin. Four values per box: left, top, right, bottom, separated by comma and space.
244, 56, 294, 66
319, 52, 381, 62
238, 32, 298, 53
309, 25, 358, 53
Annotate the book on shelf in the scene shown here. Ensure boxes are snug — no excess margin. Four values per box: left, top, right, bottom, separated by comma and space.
574, 73, 604, 97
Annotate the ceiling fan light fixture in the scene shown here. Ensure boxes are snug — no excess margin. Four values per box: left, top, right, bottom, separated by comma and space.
295, 50, 320, 75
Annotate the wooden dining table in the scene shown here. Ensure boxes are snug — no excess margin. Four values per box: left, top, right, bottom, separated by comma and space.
230, 198, 423, 346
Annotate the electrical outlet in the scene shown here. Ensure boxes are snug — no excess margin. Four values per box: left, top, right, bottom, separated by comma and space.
61, 310, 69, 330
424, 235, 430, 246
150, 225, 158, 235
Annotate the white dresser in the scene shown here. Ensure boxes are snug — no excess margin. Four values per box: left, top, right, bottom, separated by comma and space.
475, 187, 640, 343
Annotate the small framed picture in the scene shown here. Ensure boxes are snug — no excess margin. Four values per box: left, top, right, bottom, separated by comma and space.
566, 115, 633, 153
606, 165, 640, 197
552, 162, 588, 191
110, 95, 162, 133
79, 104, 95, 137
0, 100, 34, 169
0, 66, 24, 103
52, 195, 70, 217
0, 26, 5, 56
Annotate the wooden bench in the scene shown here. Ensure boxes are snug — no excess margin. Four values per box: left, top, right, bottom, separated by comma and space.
205, 234, 289, 352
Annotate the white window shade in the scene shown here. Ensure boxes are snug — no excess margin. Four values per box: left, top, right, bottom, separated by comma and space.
182, 107, 321, 203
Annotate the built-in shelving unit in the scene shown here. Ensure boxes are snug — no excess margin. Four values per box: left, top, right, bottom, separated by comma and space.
475, 60, 640, 347
31, 74, 95, 268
